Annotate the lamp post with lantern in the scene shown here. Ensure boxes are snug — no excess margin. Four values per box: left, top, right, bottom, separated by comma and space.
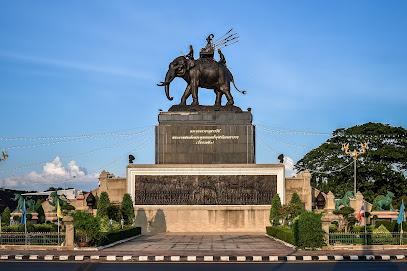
341, 142, 369, 195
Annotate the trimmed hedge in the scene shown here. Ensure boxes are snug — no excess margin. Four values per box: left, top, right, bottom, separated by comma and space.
266, 226, 295, 246
350, 225, 375, 232
97, 227, 141, 246
1, 223, 58, 233
292, 211, 325, 249
375, 220, 407, 232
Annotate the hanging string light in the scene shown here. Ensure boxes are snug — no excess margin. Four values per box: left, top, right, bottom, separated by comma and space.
0, 126, 154, 141
0, 138, 154, 185
1, 133, 154, 172
255, 138, 279, 155
1, 126, 154, 150
256, 124, 332, 136
256, 130, 313, 149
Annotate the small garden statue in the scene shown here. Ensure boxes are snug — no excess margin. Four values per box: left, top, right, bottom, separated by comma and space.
373, 191, 395, 211
334, 191, 354, 210
47, 191, 70, 212
11, 193, 35, 213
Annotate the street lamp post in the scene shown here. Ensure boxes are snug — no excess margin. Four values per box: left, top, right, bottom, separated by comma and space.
341, 142, 369, 195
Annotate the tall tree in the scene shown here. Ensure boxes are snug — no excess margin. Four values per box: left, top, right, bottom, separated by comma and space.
35, 199, 46, 224
121, 193, 135, 225
96, 191, 111, 217
269, 194, 282, 225
1, 207, 11, 225
295, 122, 407, 203
289, 193, 304, 218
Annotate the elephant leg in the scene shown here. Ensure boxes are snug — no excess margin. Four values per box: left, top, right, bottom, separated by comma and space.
191, 83, 199, 105
180, 85, 191, 105
214, 89, 222, 106
220, 85, 234, 105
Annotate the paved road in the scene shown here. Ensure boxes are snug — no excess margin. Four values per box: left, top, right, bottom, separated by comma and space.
1, 262, 407, 271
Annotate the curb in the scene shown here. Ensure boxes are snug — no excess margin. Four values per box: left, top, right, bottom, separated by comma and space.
264, 234, 297, 249
0, 254, 406, 262
73, 234, 141, 251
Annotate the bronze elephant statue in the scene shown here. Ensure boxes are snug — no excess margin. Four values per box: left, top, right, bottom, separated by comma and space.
157, 48, 245, 106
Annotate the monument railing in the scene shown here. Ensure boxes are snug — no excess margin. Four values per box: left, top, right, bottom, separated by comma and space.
0, 232, 65, 246
329, 232, 407, 246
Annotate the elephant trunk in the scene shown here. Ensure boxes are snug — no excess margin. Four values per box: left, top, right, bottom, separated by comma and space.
164, 68, 175, 101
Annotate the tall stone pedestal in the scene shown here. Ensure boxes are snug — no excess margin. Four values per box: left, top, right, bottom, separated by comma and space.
155, 105, 255, 164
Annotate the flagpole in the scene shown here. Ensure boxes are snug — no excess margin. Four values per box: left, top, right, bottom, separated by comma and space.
58, 216, 60, 246
401, 200, 404, 245
363, 201, 367, 245
23, 199, 27, 246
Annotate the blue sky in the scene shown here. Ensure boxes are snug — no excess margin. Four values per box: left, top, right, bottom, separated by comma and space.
0, 1, 406, 191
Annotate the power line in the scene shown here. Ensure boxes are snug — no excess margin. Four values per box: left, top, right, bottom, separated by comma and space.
0, 138, 154, 185
1, 127, 154, 150
303, 161, 354, 175
1, 134, 154, 172
0, 126, 154, 141
256, 138, 279, 155
256, 124, 332, 136
256, 130, 313, 150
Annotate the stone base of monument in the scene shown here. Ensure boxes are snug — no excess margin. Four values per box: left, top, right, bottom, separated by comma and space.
134, 205, 271, 233
127, 164, 285, 233
155, 106, 255, 164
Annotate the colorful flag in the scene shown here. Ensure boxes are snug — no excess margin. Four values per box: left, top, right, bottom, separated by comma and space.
98, 178, 101, 187
57, 200, 64, 219
356, 201, 365, 226
397, 200, 405, 224
21, 199, 27, 225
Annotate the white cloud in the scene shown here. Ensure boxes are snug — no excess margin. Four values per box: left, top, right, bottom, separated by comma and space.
0, 157, 98, 191
283, 156, 296, 177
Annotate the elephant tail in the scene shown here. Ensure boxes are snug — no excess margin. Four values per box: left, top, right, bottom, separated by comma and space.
230, 72, 246, 95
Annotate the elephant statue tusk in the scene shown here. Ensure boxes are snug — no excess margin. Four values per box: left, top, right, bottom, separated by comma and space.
157, 81, 172, 87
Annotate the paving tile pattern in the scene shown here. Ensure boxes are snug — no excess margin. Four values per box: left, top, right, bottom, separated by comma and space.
104, 233, 291, 254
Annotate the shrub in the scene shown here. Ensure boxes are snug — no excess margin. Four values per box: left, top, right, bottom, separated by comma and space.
293, 211, 325, 249
372, 224, 392, 244
121, 193, 135, 225
96, 227, 141, 246
351, 225, 375, 232
99, 216, 111, 232
107, 205, 122, 221
1, 225, 24, 232
1, 223, 57, 233
375, 220, 397, 232
99, 216, 121, 232
71, 211, 101, 244
269, 194, 282, 226
13, 215, 21, 223
26, 214, 33, 220
289, 193, 304, 218
35, 200, 46, 224
266, 226, 295, 245
1, 207, 11, 225
33, 224, 58, 232
97, 192, 111, 218
329, 225, 337, 233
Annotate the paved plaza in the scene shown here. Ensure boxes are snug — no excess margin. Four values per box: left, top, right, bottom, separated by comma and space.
103, 233, 293, 255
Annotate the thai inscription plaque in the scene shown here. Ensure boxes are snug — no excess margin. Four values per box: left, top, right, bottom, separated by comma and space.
134, 175, 277, 205
156, 109, 255, 164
